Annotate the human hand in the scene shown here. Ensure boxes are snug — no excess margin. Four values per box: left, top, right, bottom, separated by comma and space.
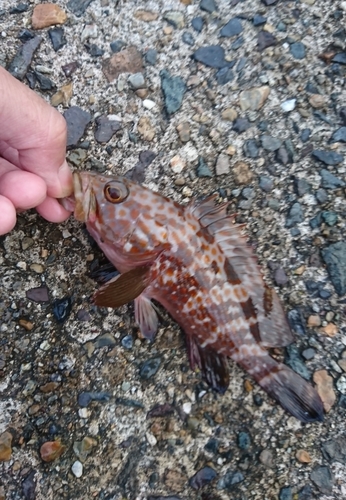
0, 67, 73, 235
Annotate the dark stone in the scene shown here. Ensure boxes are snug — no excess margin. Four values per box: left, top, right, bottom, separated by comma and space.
312, 150, 343, 166
148, 497, 182, 500
197, 157, 213, 177
294, 178, 311, 196
8, 36, 42, 80
86, 43, 104, 57
67, 0, 95, 16
192, 17, 204, 32
200, 0, 217, 13
26, 286, 49, 303
244, 139, 259, 158
78, 391, 111, 407
217, 470, 244, 490
321, 241, 346, 296
115, 398, 144, 409
231, 36, 244, 50
22, 470, 36, 500
52, 297, 72, 324
310, 213, 322, 229
340, 106, 346, 125
276, 146, 290, 165
274, 268, 288, 286
215, 67, 235, 85
182, 32, 195, 46
189, 466, 217, 489
313, 110, 333, 125
290, 42, 306, 59
261, 0, 278, 4
257, 31, 277, 51
145, 49, 157, 66
253, 394, 263, 406
339, 395, 346, 409
125, 150, 156, 183
285, 345, 310, 380
286, 202, 304, 227
332, 53, 346, 65
310, 466, 333, 494
261, 135, 282, 151
18, 29, 34, 42
233, 118, 250, 133
220, 18, 242, 37
147, 403, 174, 418
315, 188, 328, 204
139, 150, 156, 167
236, 57, 247, 71
48, 27, 66, 51
93, 333, 116, 348
110, 39, 125, 53
258, 120, 268, 131
319, 288, 331, 299
62, 61, 79, 77
121, 335, 133, 350
94, 115, 121, 143
320, 169, 345, 189
259, 176, 273, 192
279, 487, 292, 500
298, 485, 312, 500
117, 450, 142, 492
34, 72, 55, 91
321, 211, 338, 226
140, 357, 162, 379
300, 128, 311, 142
322, 437, 346, 463
77, 309, 91, 322
287, 309, 306, 335
237, 431, 251, 449
204, 438, 220, 454
330, 127, 346, 143
253, 14, 267, 26
10, 3, 29, 13
64, 106, 91, 148
160, 69, 186, 115
193, 45, 229, 68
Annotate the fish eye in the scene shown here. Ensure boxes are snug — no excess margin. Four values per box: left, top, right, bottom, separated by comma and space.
104, 181, 129, 204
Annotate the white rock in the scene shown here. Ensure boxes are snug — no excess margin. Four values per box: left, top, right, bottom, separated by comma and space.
143, 99, 156, 110
170, 155, 186, 174
17, 261, 27, 270
182, 402, 192, 414
81, 24, 98, 43
281, 99, 296, 112
72, 461, 83, 478
146, 432, 157, 446
78, 408, 89, 419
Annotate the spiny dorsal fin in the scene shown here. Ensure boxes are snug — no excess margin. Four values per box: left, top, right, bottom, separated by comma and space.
187, 196, 293, 348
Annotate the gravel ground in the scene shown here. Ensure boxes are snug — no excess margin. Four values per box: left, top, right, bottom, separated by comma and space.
1, 0, 346, 499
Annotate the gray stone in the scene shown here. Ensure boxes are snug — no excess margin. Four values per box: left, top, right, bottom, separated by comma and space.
215, 154, 230, 175
140, 357, 162, 379
220, 18, 243, 37
286, 202, 304, 227
217, 470, 244, 490
160, 69, 186, 115
193, 45, 228, 68
294, 178, 312, 196
274, 268, 288, 286
64, 106, 91, 148
145, 49, 157, 65
200, 0, 217, 13
8, 36, 42, 80
257, 31, 277, 51
279, 487, 292, 500
300, 128, 311, 142
182, 32, 195, 46
67, 0, 94, 16
330, 127, 346, 143
321, 241, 346, 296
233, 118, 250, 133
290, 42, 306, 59
215, 67, 235, 85
286, 345, 310, 380
312, 149, 343, 166
261, 135, 282, 151
163, 11, 185, 29
197, 157, 212, 177
110, 39, 125, 53
244, 139, 259, 158
48, 27, 66, 51
192, 17, 204, 32
320, 169, 345, 189
315, 188, 328, 204
310, 466, 333, 494
259, 176, 273, 192
128, 72, 145, 89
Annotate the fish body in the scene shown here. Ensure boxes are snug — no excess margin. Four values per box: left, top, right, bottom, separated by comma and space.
67, 171, 323, 423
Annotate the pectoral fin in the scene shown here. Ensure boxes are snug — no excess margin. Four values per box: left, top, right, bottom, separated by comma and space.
186, 335, 230, 394
134, 294, 159, 340
93, 266, 151, 308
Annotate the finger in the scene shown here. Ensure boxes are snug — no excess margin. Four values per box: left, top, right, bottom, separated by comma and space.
0, 170, 47, 210
36, 196, 72, 223
0, 67, 73, 198
0, 195, 16, 235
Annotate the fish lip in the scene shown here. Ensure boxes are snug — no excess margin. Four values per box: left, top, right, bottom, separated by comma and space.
73, 172, 96, 222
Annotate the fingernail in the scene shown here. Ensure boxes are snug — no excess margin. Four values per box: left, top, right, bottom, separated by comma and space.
58, 160, 73, 197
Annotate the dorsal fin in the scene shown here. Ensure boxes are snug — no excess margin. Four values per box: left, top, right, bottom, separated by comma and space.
187, 196, 293, 348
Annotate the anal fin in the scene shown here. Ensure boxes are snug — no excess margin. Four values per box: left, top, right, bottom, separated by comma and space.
186, 335, 229, 394
93, 265, 151, 308
134, 294, 159, 340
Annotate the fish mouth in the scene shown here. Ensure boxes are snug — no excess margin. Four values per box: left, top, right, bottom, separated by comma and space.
60, 172, 96, 223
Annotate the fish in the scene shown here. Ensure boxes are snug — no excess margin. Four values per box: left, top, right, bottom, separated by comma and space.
63, 171, 324, 423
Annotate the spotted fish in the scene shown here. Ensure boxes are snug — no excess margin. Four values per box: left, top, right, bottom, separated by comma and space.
64, 171, 324, 423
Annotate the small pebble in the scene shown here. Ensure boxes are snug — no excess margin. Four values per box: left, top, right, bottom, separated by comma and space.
71, 460, 83, 478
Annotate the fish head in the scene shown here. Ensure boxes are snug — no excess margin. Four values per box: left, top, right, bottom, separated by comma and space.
64, 171, 173, 262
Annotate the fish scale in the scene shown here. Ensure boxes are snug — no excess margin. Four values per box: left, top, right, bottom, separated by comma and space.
63, 171, 324, 423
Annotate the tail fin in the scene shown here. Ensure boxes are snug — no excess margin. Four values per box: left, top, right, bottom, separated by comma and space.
237, 353, 324, 423
257, 363, 324, 423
